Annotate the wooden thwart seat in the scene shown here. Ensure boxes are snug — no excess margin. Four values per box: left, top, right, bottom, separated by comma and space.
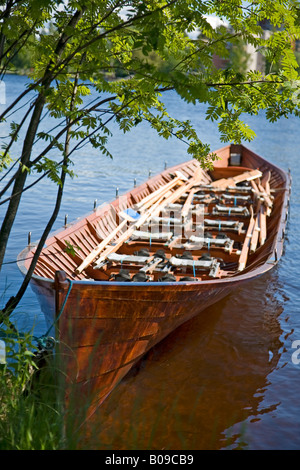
94, 252, 166, 272
107, 253, 149, 264
221, 193, 252, 204
212, 204, 250, 216
185, 235, 234, 252
204, 219, 244, 233
226, 185, 253, 193
130, 230, 173, 241
168, 256, 220, 278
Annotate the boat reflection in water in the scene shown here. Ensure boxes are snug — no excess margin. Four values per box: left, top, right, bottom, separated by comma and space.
84, 271, 286, 450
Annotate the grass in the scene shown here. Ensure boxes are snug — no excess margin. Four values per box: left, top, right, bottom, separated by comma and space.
0, 322, 66, 450
0, 319, 105, 450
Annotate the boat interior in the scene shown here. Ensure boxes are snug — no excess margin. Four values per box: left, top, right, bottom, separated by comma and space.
28, 145, 287, 283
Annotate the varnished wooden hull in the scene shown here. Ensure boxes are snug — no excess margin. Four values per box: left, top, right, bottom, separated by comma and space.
18, 144, 291, 421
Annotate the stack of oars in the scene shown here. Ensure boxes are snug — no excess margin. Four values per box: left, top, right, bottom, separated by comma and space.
238, 171, 273, 271
75, 169, 205, 274
207, 167, 273, 272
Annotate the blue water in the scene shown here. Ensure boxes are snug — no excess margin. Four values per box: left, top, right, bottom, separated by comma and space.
0, 75, 300, 449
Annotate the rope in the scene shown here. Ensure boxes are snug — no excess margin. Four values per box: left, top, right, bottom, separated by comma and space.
39, 279, 73, 348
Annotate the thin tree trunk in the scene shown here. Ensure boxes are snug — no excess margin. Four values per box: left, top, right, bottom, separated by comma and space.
0, 165, 66, 322
0, 8, 84, 272
0, 96, 45, 271
0, 0, 13, 61
0, 74, 79, 324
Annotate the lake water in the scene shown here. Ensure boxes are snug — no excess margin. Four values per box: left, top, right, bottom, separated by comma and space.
0, 74, 299, 450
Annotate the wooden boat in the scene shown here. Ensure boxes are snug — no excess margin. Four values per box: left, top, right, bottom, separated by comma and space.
17, 144, 291, 422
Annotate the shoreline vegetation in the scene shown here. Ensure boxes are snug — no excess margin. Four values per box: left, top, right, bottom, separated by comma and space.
0, 321, 92, 449
0, 326, 62, 449
6, 20, 300, 81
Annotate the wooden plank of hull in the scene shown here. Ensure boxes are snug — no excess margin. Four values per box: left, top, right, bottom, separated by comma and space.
58, 317, 159, 349
60, 336, 151, 382
64, 362, 135, 423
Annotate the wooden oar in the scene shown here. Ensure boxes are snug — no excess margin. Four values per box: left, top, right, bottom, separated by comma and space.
166, 235, 182, 249
259, 204, 267, 246
259, 171, 273, 215
251, 174, 273, 214
181, 188, 196, 219
135, 171, 187, 212
154, 170, 203, 211
261, 169, 271, 189
232, 169, 262, 184
75, 217, 129, 275
250, 202, 261, 254
250, 179, 260, 194
238, 206, 255, 271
